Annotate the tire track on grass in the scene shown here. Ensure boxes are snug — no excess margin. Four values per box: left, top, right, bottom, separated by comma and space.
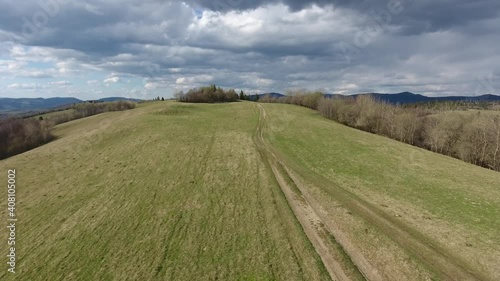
255, 104, 488, 281
254, 104, 359, 281
155, 213, 183, 277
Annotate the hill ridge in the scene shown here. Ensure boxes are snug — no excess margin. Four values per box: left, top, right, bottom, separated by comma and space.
248, 92, 500, 104
0, 97, 142, 113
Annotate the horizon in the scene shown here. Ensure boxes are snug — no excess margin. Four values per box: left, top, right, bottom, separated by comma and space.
0, 1, 499, 100
2, 91, 500, 101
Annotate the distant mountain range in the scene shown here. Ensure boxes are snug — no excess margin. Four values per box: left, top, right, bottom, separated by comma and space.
248, 92, 500, 104
2, 93, 499, 114
0, 97, 142, 113
342, 92, 500, 104
247, 92, 284, 101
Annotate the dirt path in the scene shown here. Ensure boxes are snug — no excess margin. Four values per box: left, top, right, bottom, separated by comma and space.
254, 105, 364, 281
254, 104, 488, 281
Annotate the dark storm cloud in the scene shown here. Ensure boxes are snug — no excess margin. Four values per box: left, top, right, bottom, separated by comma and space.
0, 0, 193, 55
188, 0, 500, 34
1, 0, 498, 55
0, 0, 499, 98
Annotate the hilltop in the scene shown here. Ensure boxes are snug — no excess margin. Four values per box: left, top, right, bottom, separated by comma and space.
0, 101, 498, 280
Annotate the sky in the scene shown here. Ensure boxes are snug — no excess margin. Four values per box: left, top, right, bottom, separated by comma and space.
0, 0, 499, 100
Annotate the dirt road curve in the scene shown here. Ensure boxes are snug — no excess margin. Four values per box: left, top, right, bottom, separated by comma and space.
254, 104, 488, 281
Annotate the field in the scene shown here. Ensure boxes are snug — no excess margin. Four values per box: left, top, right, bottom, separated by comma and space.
1, 101, 499, 280
0, 102, 329, 280
260, 103, 500, 280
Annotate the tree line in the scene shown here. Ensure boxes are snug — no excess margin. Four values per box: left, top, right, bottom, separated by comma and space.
48, 101, 136, 125
403, 100, 500, 111
0, 118, 53, 160
0, 101, 136, 160
176, 85, 239, 103
259, 91, 500, 172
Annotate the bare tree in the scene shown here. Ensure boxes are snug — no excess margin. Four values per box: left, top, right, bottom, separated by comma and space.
491, 116, 500, 170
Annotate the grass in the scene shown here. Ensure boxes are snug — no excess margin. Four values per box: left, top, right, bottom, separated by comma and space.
0, 102, 330, 281
260, 103, 500, 280
33, 108, 76, 120
155, 104, 197, 115
2, 101, 499, 280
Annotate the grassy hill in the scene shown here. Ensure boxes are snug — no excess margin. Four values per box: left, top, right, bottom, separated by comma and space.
260, 103, 500, 280
1, 101, 499, 280
0, 102, 329, 280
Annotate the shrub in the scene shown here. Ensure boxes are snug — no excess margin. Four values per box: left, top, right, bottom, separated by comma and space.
0, 118, 54, 160
49, 101, 136, 125
177, 85, 239, 103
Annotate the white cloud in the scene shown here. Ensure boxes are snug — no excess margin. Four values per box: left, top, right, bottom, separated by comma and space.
145, 80, 170, 90
49, 81, 72, 86
175, 74, 213, 85
7, 83, 46, 89
103, 76, 120, 83
255, 78, 275, 87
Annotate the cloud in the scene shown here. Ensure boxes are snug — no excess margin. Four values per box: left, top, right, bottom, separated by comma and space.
49, 80, 72, 86
176, 74, 214, 85
103, 76, 120, 83
7, 83, 46, 89
144, 81, 169, 90
185, 0, 500, 35
21, 70, 54, 78
0, 0, 498, 99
